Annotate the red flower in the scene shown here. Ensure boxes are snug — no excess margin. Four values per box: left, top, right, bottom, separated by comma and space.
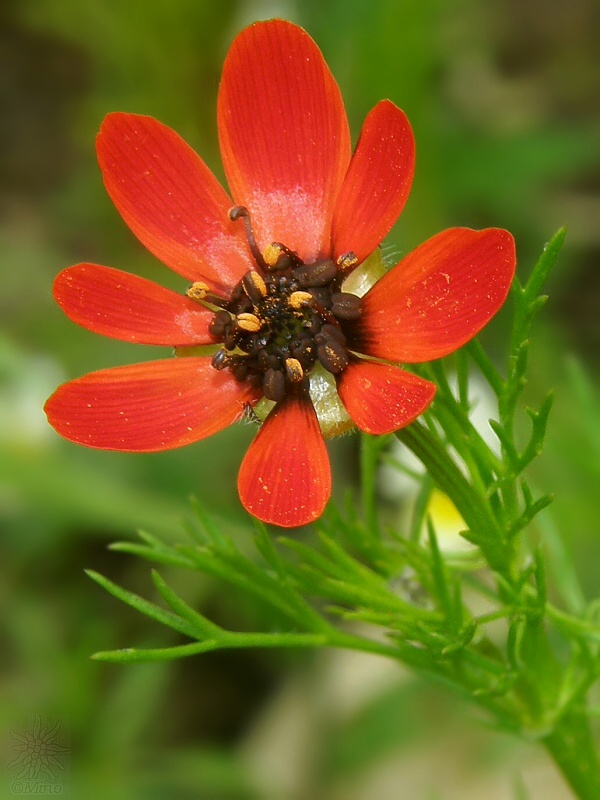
45, 19, 516, 528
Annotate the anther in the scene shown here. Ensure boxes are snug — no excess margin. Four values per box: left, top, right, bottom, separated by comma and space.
317, 339, 349, 374
211, 349, 229, 370
285, 357, 304, 383
223, 324, 239, 350
209, 309, 232, 338
306, 287, 332, 308
263, 243, 284, 268
337, 251, 358, 271
236, 312, 262, 332
257, 351, 280, 371
231, 359, 249, 382
292, 339, 315, 365
293, 259, 338, 288
263, 242, 302, 270
315, 323, 347, 346
306, 299, 339, 328
229, 206, 268, 272
187, 281, 228, 310
263, 368, 286, 402
288, 290, 314, 310
331, 292, 362, 320
186, 282, 210, 301
242, 271, 267, 304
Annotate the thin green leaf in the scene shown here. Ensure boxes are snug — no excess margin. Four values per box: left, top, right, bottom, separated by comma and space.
532, 547, 547, 609
177, 543, 327, 631
252, 521, 288, 579
426, 518, 458, 627
455, 348, 470, 409
85, 570, 199, 640
91, 641, 218, 663
109, 541, 195, 569
488, 420, 519, 464
519, 391, 554, 469
508, 494, 554, 537
278, 536, 342, 578
409, 474, 433, 543
466, 338, 505, 398
151, 570, 222, 638
522, 227, 566, 304
188, 496, 233, 549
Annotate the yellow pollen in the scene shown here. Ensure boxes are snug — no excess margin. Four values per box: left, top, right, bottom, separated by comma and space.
186, 282, 210, 301
245, 271, 267, 297
263, 243, 284, 267
236, 312, 262, 332
288, 290, 313, 309
285, 357, 304, 383
322, 344, 345, 371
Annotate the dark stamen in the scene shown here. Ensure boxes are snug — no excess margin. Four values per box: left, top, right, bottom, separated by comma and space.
229, 206, 268, 272
284, 357, 304, 383
231, 360, 249, 381
306, 287, 332, 308
223, 324, 239, 350
330, 292, 362, 320
336, 251, 358, 271
187, 282, 229, 309
207, 229, 362, 403
211, 349, 229, 370
293, 259, 338, 288
264, 242, 303, 270
263, 368, 286, 402
209, 309, 233, 338
242, 271, 267, 304
315, 323, 347, 346
317, 338, 349, 374
305, 297, 340, 328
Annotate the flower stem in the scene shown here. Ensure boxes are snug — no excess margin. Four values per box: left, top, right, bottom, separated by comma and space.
360, 433, 382, 534
542, 710, 600, 800
396, 421, 516, 579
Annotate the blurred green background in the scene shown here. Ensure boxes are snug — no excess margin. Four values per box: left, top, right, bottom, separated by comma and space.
1, 0, 599, 797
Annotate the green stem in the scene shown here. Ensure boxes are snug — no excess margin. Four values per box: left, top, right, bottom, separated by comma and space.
396, 421, 516, 579
466, 338, 505, 398
360, 433, 380, 533
542, 710, 600, 800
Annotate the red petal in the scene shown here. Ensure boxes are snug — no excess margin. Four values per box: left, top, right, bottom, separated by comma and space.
357, 228, 516, 362
54, 264, 214, 346
337, 360, 435, 434
218, 20, 351, 263
44, 358, 259, 452
332, 101, 415, 264
237, 393, 331, 527
97, 113, 252, 293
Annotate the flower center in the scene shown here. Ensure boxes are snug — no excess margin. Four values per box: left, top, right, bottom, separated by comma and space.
194, 206, 361, 403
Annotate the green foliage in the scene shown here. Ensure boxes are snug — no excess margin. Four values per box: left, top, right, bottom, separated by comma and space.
88, 231, 600, 798
1, 0, 598, 795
